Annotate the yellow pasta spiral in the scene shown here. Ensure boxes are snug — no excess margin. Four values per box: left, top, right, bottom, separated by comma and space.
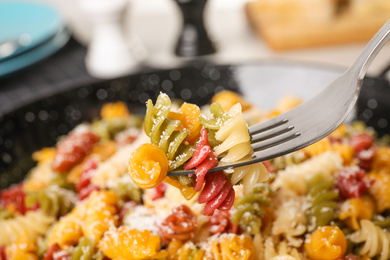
303, 138, 332, 157
166, 239, 204, 260
350, 219, 390, 260
0, 211, 55, 247
99, 226, 167, 260
215, 104, 268, 194
48, 190, 118, 248
372, 147, 390, 173
6, 240, 38, 260
82, 190, 118, 242
209, 234, 256, 260
368, 172, 390, 213
338, 195, 375, 230
47, 206, 85, 248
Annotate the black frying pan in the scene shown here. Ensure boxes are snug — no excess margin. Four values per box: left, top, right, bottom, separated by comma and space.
1, 62, 389, 190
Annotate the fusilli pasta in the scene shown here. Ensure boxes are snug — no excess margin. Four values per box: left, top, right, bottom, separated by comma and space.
0, 211, 55, 246
350, 219, 390, 260
144, 93, 194, 171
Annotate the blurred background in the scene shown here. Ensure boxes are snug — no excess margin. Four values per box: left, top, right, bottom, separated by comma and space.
2, 0, 390, 77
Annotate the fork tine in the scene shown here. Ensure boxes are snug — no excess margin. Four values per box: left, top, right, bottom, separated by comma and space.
251, 132, 301, 152
248, 117, 288, 135
251, 125, 294, 144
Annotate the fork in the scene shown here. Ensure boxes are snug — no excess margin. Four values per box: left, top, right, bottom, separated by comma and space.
168, 19, 390, 176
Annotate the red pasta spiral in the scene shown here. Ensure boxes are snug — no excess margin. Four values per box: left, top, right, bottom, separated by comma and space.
0, 183, 29, 215
335, 167, 374, 199
76, 159, 100, 200
350, 133, 376, 171
209, 210, 238, 234
159, 205, 197, 244
198, 171, 235, 216
52, 128, 99, 173
43, 244, 70, 260
184, 129, 218, 192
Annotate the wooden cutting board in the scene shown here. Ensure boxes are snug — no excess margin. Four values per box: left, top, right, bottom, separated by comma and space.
245, 0, 390, 51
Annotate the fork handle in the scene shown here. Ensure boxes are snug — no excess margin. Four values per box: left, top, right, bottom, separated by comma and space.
350, 19, 390, 80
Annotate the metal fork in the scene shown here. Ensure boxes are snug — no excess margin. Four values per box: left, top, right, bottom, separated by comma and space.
168, 19, 390, 176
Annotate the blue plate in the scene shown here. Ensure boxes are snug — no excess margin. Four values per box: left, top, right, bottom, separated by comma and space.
0, 1, 69, 77
0, 27, 70, 78
0, 1, 64, 60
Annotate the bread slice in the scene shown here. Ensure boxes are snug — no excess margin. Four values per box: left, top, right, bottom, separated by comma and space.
246, 0, 390, 50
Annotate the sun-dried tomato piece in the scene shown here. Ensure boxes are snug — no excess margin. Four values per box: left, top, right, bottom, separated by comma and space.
335, 167, 374, 199
52, 129, 99, 173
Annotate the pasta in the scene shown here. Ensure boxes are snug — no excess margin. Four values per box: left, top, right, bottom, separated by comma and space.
272, 190, 307, 247
261, 236, 303, 260
2, 91, 390, 260
202, 103, 269, 194
350, 219, 390, 260
306, 174, 339, 231
70, 237, 96, 260
144, 93, 195, 171
205, 234, 256, 260
272, 152, 343, 195
5, 240, 38, 260
159, 205, 198, 244
166, 240, 205, 260
232, 183, 271, 235
0, 211, 55, 246
25, 186, 76, 218
99, 226, 167, 260
304, 226, 347, 260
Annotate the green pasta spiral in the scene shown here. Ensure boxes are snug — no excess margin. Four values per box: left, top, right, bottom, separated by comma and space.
373, 217, 390, 229
306, 174, 339, 231
107, 177, 142, 203
92, 115, 143, 140
232, 183, 271, 235
199, 102, 230, 147
0, 206, 13, 220
271, 152, 306, 171
25, 187, 76, 218
71, 237, 103, 260
144, 93, 194, 172
49, 173, 75, 190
